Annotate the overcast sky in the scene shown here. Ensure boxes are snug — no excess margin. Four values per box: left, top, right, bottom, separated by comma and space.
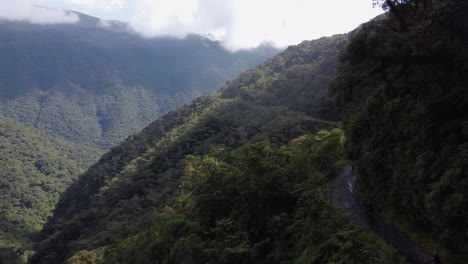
1, 0, 382, 50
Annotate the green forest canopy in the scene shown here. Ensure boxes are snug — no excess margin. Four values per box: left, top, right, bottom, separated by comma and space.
31, 34, 348, 264
0, 116, 102, 262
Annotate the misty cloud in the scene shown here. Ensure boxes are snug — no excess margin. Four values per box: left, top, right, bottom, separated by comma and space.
0, 1, 79, 24
63, 0, 125, 12
128, 0, 231, 39
127, 0, 382, 51
97, 19, 112, 28
4, 0, 382, 50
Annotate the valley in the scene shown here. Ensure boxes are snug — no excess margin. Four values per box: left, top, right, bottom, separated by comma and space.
0, 1, 467, 263
0, 14, 276, 148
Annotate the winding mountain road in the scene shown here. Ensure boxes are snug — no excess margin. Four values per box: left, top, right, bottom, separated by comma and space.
331, 167, 433, 264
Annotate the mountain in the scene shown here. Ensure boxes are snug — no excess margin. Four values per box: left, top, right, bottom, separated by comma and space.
334, 0, 468, 261
0, 15, 277, 148
30, 33, 401, 264
68, 10, 127, 32
20, 1, 468, 263
0, 116, 102, 262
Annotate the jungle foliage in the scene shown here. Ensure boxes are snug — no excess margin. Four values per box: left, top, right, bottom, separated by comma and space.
334, 0, 468, 254
0, 116, 102, 263
31, 34, 352, 264
101, 130, 402, 264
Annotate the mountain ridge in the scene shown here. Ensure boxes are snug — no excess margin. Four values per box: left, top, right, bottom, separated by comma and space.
0, 15, 277, 148
31, 33, 347, 264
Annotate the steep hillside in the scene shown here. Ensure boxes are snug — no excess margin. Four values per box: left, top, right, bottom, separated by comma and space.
334, 0, 468, 259
99, 130, 401, 264
0, 116, 102, 262
0, 17, 276, 148
31, 34, 354, 264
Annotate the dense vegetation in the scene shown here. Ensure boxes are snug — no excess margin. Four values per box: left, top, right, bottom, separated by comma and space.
0, 16, 276, 148
15, 1, 468, 262
334, 0, 468, 256
0, 116, 102, 263
100, 130, 401, 264
29, 34, 372, 264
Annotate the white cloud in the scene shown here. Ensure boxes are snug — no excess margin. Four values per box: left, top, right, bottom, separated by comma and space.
63, 0, 125, 12
127, 0, 382, 51
1, 0, 382, 50
97, 19, 111, 28
128, 0, 233, 38
0, 0, 79, 24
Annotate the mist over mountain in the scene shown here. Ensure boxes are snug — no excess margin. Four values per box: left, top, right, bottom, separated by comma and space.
0, 13, 277, 148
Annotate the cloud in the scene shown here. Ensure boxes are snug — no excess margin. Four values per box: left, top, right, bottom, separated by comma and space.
127, 0, 383, 51
128, 0, 233, 39
1, 0, 382, 50
97, 19, 112, 28
0, 0, 79, 24
63, 0, 125, 12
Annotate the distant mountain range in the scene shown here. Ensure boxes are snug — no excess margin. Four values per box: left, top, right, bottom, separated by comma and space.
0, 12, 278, 148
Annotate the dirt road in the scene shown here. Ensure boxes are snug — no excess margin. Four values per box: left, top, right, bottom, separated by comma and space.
331, 167, 433, 264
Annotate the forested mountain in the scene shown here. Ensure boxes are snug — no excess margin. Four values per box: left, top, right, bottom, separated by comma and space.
3, 1, 464, 263
0, 116, 102, 263
334, 0, 468, 261
0, 15, 276, 148
29, 33, 402, 264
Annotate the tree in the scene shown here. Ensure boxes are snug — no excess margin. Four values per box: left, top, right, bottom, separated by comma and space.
372, 0, 406, 10
372, 0, 433, 31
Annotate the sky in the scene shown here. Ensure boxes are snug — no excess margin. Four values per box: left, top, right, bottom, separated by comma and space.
0, 0, 382, 51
